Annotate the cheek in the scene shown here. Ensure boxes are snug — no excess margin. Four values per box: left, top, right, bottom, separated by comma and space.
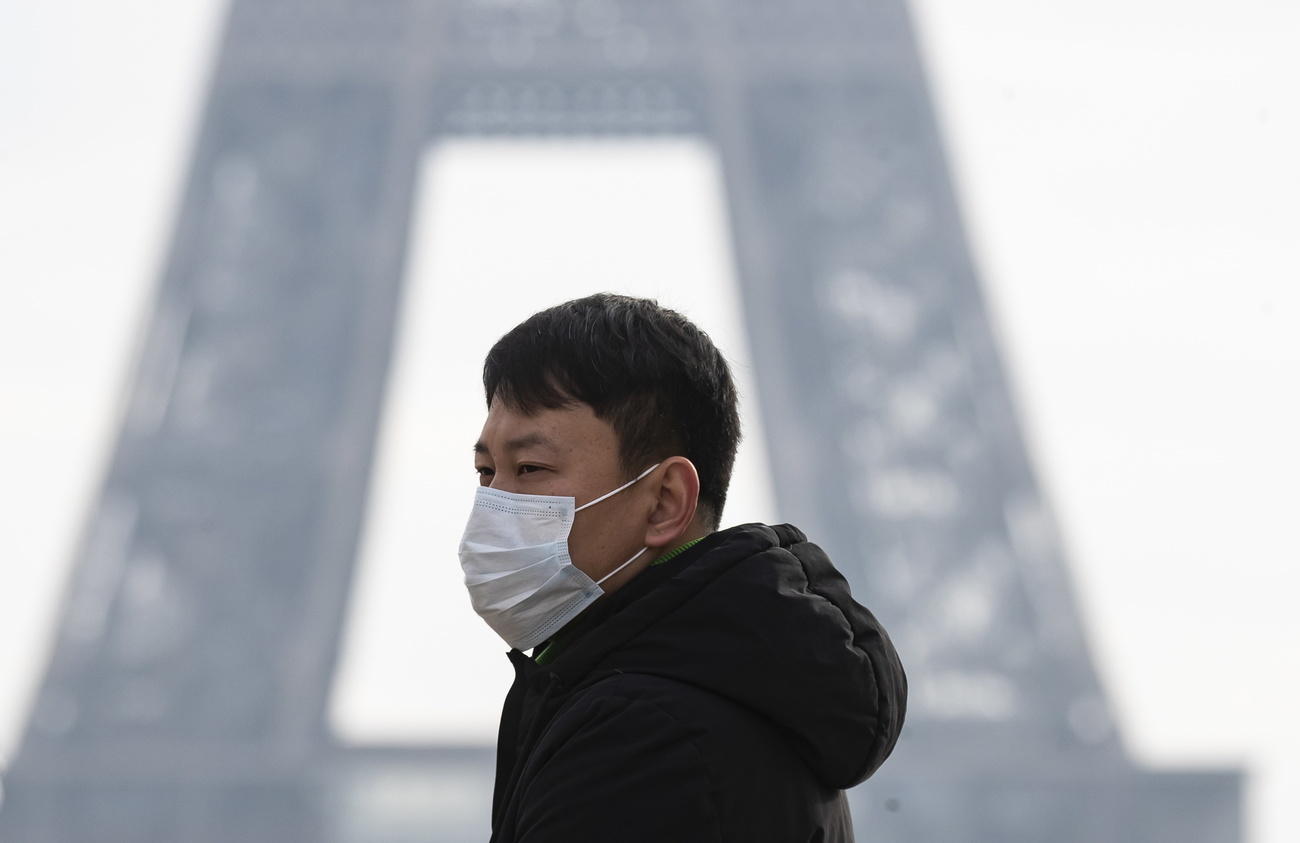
564, 516, 599, 575
566, 513, 620, 576
569, 498, 647, 576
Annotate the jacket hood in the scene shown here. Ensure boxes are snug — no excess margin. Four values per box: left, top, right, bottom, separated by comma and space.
541, 522, 907, 789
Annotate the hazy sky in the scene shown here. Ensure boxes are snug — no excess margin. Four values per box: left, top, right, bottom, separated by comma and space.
330, 138, 782, 739
1, 1, 1297, 840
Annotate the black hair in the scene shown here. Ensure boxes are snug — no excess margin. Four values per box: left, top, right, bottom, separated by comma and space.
482, 293, 741, 529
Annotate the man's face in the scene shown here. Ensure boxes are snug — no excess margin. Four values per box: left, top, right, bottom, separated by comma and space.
472, 398, 654, 587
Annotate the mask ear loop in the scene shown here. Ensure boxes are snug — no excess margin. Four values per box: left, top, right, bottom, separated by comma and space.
594, 546, 649, 586
574, 462, 661, 512
575, 463, 661, 587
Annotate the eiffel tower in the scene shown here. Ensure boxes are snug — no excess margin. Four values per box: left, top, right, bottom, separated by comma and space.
0, 1, 1240, 840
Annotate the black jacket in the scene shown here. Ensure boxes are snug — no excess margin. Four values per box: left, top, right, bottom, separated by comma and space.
489, 522, 907, 842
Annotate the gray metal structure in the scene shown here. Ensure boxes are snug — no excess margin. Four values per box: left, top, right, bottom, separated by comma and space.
1, 1, 1240, 840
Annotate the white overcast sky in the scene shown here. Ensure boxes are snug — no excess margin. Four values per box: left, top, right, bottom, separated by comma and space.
1, 1, 1298, 841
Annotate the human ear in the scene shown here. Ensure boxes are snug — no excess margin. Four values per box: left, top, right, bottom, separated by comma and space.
643, 457, 700, 549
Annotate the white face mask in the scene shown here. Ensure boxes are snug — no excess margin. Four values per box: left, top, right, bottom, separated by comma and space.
458, 463, 661, 651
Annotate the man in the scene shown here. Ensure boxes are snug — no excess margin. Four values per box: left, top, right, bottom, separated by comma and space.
459, 293, 906, 842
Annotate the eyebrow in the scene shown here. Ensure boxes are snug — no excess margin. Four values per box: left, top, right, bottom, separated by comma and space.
473, 432, 558, 455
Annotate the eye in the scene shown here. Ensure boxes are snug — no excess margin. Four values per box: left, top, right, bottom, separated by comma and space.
475, 465, 494, 478
517, 464, 545, 475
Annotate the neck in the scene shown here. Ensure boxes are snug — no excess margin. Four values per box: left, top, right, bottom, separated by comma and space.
654, 519, 713, 561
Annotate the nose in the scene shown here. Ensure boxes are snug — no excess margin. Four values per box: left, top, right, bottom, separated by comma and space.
488, 475, 520, 494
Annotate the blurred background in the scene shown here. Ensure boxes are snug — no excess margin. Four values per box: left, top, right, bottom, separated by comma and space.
1, 0, 1297, 841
